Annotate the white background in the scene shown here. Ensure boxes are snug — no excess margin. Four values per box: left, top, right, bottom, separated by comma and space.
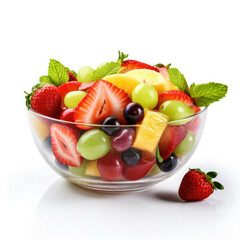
0, 0, 239, 239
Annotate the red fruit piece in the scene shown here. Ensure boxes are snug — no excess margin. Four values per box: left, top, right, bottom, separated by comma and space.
123, 154, 155, 181
58, 81, 82, 107
157, 90, 201, 113
60, 108, 75, 122
97, 153, 124, 181
50, 123, 82, 167
156, 66, 169, 80
74, 80, 131, 130
30, 84, 62, 119
178, 169, 224, 201
159, 125, 188, 160
186, 116, 201, 135
78, 81, 95, 91
67, 71, 77, 81
120, 60, 160, 73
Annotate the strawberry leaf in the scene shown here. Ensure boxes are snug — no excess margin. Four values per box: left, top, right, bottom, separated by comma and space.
207, 171, 218, 178
213, 181, 224, 190
117, 50, 129, 64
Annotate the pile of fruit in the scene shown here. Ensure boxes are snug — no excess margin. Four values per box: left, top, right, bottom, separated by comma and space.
25, 52, 227, 182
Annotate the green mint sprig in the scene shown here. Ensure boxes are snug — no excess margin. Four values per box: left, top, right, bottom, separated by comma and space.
168, 68, 189, 93
189, 82, 228, 107
90, 51, 128, 81
168, 68, 228, 107
39, 75, 53, 84
39, 59, 76, 86
48, 59, 69, 86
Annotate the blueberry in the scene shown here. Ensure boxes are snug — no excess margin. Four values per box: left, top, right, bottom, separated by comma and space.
121, 147, 142, 166
101, 117, 121, 136
123, 102, 144, 124
156, 153, 178, 172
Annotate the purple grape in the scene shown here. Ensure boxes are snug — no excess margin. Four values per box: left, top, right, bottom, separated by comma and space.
111, 128, 136, 152
123, 102, 144, 124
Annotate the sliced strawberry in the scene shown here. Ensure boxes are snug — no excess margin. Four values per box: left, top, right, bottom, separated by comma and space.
157, 90, 201, 113
58, 81, 82, 107
74, 80, 131, 130
159, 125, 188, 160
120, 60, 160, 73
78, 81, 95, 91
67, 71, 77, 81
50, 123, 82, 167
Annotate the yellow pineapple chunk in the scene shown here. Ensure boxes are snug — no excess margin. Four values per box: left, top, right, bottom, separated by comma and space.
29, 112, 50, 141
133, 111, 169, 155
103, 74, 142, 97
85, 160, 100, 177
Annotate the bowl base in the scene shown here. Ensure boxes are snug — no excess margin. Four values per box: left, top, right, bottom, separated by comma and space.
65, 175, 171, 192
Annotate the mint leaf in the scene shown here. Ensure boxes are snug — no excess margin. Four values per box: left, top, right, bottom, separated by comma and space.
168, 68, 189, 93
48, 59, 69, 86
39, 75, 52, 84
91, 62, 123, 81
189, 82, 228, 107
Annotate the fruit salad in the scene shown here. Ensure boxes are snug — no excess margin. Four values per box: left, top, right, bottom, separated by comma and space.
25, 52, 228, 182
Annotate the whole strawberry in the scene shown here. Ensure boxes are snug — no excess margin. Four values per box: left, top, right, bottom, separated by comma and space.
25, 83, 62, 118
178, 168, 224, 201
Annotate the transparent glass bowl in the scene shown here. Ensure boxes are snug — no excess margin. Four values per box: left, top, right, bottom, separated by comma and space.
27, 108, 207, 192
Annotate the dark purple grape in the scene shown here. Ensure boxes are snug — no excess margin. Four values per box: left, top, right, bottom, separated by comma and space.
123, 102, 144, 124
156, 153, 178, 172
101, 117, 121, 136
111, 128, 136, 152
121, 147, 142, 166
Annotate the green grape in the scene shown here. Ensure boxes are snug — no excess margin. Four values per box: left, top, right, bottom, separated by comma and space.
174, 131, 195, 157
132, 83, 158, 109
159, 100, 194, 124
77, 66, 94, 83
64, 91, 87, 108
77, 129, 110, 160
69, 159, 88, 177
147, 163, 161, 176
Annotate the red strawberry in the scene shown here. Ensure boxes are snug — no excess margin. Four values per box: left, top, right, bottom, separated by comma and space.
58, 81, 82, 107
50, 123, 82, 167
67, 71, 77, 81
157, 90, 201, 113
78, 81, 95, 91
74, 80, 131, 130
159, 125, 188, 160
30, 84, 62, 118
178, 168, 224, 201
120, 60, 160, 73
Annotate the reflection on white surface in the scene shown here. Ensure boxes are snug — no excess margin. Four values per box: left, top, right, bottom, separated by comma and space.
32, 178, 222, 240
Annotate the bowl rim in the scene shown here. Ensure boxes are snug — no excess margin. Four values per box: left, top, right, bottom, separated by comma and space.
28, 106, 208, 127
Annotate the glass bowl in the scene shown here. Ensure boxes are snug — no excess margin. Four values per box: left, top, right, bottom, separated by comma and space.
27, 107, 207, 192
